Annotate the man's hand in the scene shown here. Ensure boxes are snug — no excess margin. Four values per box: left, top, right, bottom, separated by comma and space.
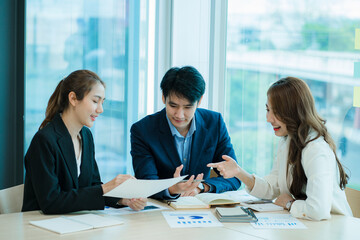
168, 165, 204, 195
180, 183, 210, 196
180, 188, 200, 197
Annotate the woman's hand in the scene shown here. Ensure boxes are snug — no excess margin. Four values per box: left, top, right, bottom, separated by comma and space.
207, 155, 241, 178
102, 174, 134, 194
119, 198, 148, 211
274, 193, 294, 209
207, 155, 255, 190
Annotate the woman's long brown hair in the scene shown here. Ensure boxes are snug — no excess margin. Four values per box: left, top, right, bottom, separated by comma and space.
267, 77, 348, 200
39, 70, 105, 129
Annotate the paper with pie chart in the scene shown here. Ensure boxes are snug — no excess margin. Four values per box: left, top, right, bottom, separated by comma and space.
161, 211, 223, 228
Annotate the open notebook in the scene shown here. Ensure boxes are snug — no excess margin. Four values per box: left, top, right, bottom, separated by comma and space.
29, 214, 123, 234
169, 192, 241, 209
168, 189, 281, 210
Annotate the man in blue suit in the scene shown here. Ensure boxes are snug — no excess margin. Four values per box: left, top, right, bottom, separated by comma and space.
131, 66, 241, 199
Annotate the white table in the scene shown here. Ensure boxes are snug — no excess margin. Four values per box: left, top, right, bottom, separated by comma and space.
1, 200, 359, 240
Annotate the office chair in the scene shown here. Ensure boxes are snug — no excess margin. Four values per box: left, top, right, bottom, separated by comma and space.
0, 184, 24, 214
210, 168, 218, 178
345, 187, 360, 218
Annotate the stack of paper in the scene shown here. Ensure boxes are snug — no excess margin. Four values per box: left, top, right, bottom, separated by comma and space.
215, 207, 258, 222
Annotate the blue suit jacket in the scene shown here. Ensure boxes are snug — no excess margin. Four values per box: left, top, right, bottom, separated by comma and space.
22, 113, 119, 214
131, 108, 241, 199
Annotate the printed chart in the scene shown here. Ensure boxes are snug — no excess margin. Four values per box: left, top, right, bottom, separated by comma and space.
162, 211, 223, 228
251, 213, 307, 229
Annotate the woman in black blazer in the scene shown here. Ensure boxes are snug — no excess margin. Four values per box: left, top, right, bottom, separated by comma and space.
22, 70, 147, 214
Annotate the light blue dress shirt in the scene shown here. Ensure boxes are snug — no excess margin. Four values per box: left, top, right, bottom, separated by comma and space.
162, 115, 196, 199
166, 114, 196, 174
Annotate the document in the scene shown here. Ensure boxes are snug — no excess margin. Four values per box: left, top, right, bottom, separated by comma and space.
241, 203, 284, 212
222, 189, 271, 204
103, 176, 186, 198
101, 202, 169, 216
251, 213, 307, 229
162, 211, 223, 228
29, 214, 123, 234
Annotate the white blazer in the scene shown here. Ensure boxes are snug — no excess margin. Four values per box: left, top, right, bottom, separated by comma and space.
247, 132, 353, 221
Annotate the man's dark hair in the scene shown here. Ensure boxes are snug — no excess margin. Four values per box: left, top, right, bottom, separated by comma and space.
160, 66, 206, 103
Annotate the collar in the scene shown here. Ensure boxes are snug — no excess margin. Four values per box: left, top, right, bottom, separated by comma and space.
166, 114, 196, 138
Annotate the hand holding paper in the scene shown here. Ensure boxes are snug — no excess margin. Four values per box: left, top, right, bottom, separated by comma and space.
102, 174, 135, 194
168, 165, 204, 196
103, 175, 187, 198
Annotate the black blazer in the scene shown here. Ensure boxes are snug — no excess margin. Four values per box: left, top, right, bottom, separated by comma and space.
131, 108, 241, 199
22, 114, 118, 214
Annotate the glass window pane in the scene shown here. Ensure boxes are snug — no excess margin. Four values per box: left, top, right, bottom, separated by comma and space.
226, 0, 360, 189
25, 0, 151, 182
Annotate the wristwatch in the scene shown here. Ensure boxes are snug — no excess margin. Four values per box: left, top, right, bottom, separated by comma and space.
198, 183, 205, 193
285, 200, 294, 211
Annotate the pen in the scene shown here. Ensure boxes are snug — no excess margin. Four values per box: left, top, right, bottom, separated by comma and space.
167, 200, 175, 205
241, 207, 258, 222
245, 199, 273, 204
179, 180, 205, 183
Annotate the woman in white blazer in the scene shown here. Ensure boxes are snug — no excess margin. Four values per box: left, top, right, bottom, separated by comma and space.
208, 77, 352, 221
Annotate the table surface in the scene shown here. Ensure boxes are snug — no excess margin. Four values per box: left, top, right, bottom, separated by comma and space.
1, 200, 359, 240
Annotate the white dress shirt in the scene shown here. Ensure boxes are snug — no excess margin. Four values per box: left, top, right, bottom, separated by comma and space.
247, 131, 353, 220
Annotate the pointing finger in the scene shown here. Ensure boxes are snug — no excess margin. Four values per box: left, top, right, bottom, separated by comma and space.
207, 162, 223, 168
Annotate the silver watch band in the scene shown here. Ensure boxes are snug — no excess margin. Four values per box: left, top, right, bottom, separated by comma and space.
198, 183, 205, 193
286, 200, 294, 211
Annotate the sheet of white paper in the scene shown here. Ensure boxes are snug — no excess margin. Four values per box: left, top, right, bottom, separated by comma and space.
103, 176, 186, 198
30, 217, 92, 234
101, 202, 168, 216
66, 214, 123, 228
29, 214, 124, 234
251, 213, 307, 229
162, 211, 223, 228
242, 203, 284, 212
224, 189, 263, 203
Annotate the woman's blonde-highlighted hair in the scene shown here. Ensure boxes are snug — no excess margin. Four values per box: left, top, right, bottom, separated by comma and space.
267, 77, 348, 199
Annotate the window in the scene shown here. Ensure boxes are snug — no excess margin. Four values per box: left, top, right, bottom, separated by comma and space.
25, 0, 153, 182
226, 0, 360, 189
